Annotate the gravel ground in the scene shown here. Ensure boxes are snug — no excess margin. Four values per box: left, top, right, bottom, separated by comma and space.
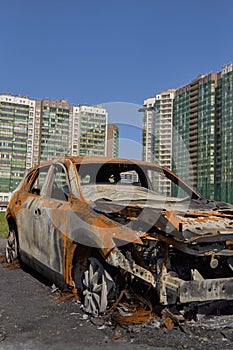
1, 238, 233, 350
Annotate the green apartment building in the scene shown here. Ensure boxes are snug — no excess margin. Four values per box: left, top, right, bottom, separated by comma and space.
144, 63, 233, 203
40, 99, 71, 162
215, 64, 233, 203
172, 86, 190, 183
173, 73, 218, 200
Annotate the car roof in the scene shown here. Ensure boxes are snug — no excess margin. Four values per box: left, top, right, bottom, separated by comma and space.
31, 156, 166, 170
71, 156, 162, 168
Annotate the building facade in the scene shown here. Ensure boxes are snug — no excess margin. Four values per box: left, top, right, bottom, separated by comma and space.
142, 89, 175, 195
173, 73, 217, 199
141, 97, 156, 163
0, 94, 36, 193
106, 124, 119, 158
26, 100, 41, 169
215, 64, 233, 203
39, 99, 71, 162
71, 104, 108, 157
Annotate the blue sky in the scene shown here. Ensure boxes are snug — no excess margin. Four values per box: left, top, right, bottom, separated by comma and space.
1, 0, 233, 158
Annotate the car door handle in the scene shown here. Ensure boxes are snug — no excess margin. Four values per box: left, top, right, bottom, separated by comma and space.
34, 208, 42, 216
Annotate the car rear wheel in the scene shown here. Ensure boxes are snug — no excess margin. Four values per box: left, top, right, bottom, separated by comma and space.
5, 228, 19, 263
74, 256, 116, 316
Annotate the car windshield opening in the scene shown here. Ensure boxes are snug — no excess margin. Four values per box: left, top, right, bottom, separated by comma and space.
76, 163, 195, 203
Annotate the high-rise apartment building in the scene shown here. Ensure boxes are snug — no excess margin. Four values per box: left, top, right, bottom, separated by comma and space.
173, 73, 217, 199
39, 99, 71, 162
141, 89, 175, 195
215, 63, 233, 203
0, 94, 112, 203
26, 100, 41, 169
141, 97, 156, 163
0, 94, 36, 192
171, 84, 190, 183
71, 104, 108, 157
142, 90, 175, 167
106, 124, 119, 158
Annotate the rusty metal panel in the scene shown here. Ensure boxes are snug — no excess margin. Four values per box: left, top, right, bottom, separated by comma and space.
106, 247, 156, 288
179, 277, 233, 303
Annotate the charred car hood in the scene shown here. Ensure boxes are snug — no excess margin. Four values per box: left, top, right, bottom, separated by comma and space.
92, 195, 233, 255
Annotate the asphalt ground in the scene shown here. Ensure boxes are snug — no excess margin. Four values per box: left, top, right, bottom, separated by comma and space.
1, 238, 233, 350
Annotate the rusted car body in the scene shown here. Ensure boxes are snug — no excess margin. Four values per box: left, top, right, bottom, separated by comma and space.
5, 156, 233, 315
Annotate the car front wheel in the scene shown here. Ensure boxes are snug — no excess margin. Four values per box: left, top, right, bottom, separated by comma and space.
73, 256, 116, 316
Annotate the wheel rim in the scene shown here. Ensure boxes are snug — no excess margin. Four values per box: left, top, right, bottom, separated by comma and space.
5, 230, 18, 263
82, 257, 115, 316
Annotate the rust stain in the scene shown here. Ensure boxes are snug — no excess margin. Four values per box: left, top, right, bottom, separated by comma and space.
65, 240, 77, 286
55, 288, 80, 303
183, 211, 233, 223
164, 210, 182, 229
106, 290, 157, 325
3, 261, 20, 270
0, 253, 6, 264
163, 317, 174, 330
116, 307, 156, 325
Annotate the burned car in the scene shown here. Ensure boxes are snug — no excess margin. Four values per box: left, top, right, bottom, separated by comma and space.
5, 156, 233, 315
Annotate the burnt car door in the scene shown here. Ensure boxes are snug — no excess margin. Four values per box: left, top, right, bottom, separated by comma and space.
17, 164, 52, 262
16, 162, 72, 282
31, 162, 72, 279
